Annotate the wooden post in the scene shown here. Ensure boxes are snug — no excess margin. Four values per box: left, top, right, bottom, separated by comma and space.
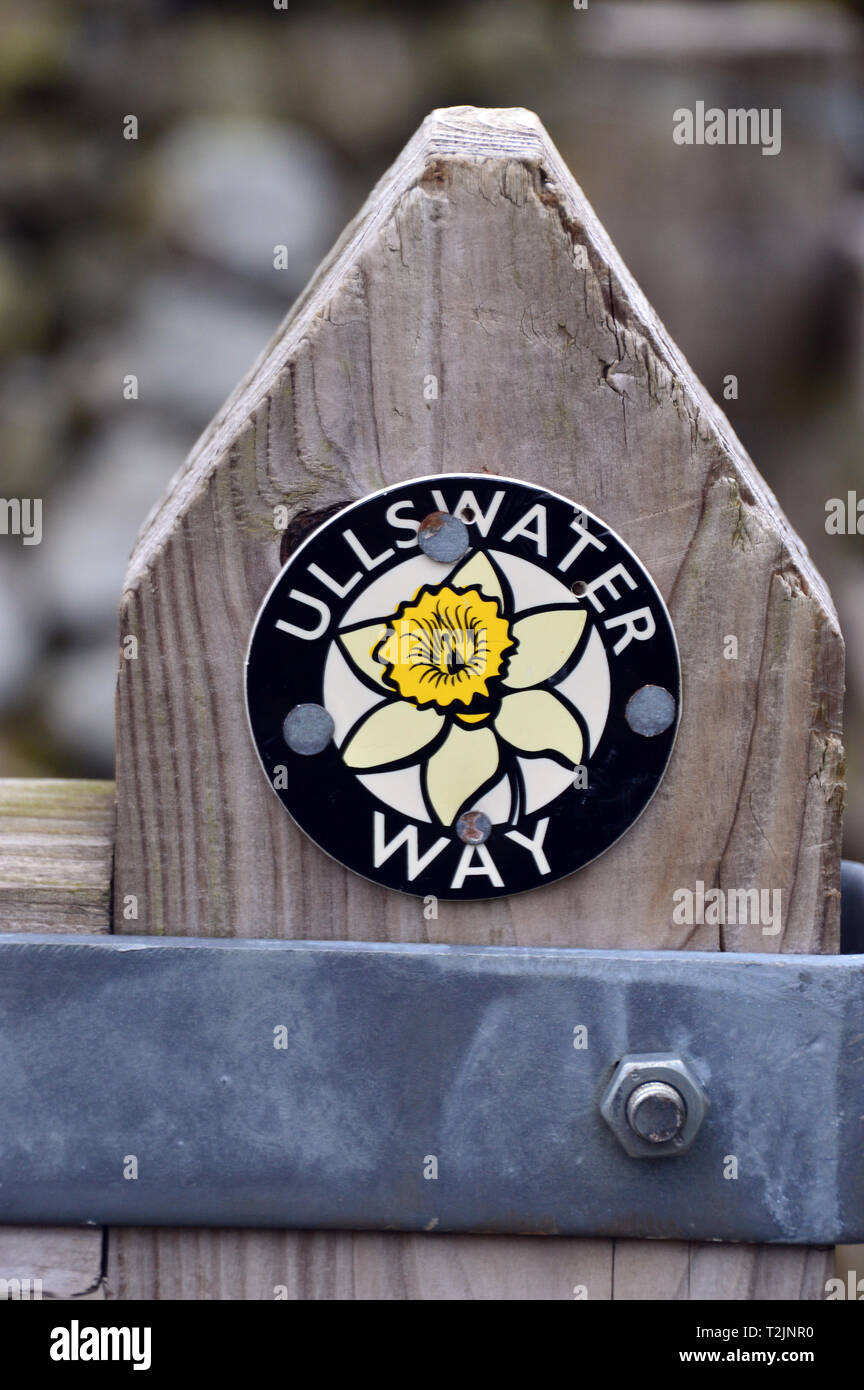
0, 780, 114, 1299
108, 107, 843, 1300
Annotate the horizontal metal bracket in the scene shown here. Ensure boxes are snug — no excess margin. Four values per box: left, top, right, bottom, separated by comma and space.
1, 933, 862, 1244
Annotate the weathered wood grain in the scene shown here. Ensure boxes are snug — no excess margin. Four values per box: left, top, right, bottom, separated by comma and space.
109, 107, 842, 1299
0, 779, 114, 935
0, 1226, 105, 1302
110, 1230, 615, 1301
611, 1240, 833, 1302
0, 779, 112, 1299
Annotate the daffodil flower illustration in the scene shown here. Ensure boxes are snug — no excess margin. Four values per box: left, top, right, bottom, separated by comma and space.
337, 552, 588, 826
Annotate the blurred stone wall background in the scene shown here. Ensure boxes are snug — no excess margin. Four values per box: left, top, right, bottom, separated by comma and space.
1, 0, 863, 859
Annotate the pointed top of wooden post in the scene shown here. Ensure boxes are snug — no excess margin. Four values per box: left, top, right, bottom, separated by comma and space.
127, 106, 834, 619
115, 105, 843, 952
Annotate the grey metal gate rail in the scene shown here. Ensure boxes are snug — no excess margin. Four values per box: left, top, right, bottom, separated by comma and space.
1, 922, 862, 1244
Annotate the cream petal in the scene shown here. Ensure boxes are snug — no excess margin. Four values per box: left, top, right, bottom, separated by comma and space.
503, 608, 586, 689
343, 701, 442, 770
495, 690, 583, 764
339, 622, 392, 688
450, 552, 503, 604
425, 723, 500, 825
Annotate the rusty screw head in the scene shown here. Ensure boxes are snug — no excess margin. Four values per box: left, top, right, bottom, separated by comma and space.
456, 810, 491, 845
418, 511, 470, 564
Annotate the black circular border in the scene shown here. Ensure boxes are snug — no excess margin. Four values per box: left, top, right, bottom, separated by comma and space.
245, 474, 681, 900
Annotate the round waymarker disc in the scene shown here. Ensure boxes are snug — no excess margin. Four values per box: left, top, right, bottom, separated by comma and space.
246, 474, 681, 901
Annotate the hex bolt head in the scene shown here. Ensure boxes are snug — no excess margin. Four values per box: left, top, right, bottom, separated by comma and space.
600, 1053, 708, 1158
626, 1081, 686, 1144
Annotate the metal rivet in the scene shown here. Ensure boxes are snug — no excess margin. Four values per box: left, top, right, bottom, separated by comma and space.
418, 511, 470, 563
456, 810, 491, 845
625, 684, 676, 737
282, 703, 334, 755
626, 1081, 686, 1144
